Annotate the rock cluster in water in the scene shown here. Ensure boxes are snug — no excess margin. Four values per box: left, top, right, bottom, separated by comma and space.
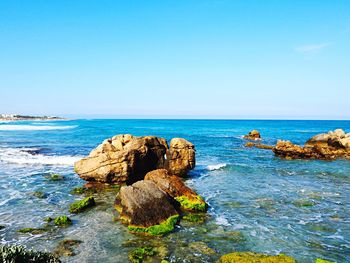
75, 134, 205, 236
273, 129, 350, 160
74, 134, 195, 184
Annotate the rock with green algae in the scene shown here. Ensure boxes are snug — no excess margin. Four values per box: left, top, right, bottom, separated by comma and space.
128, 246, 156, 263
128, 215, 179, 236
53, 239, 82, 257
54, 216, 72, 226
161, 260, 170, 263
175, 195, 207, 212
45, 173, 65, 181
218, 252, 296, 263
292, 199, 316, 207
32, 191, 47, 199
144, 169, 208, 212
69, 196, 95, 213
17, 227, 47, 235
314, 259, 336, 263
188, 241, 216, 255
182, 213, 207, 223
0, 244, 60, 263
116, 180, 180, 236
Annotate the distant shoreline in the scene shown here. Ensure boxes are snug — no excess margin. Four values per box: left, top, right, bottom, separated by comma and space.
0, 115, 66, 121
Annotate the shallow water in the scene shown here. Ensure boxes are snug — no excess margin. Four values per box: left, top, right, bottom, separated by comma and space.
0, 119, 350, 262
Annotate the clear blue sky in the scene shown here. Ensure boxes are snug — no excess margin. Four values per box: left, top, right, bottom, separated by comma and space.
0, 0, 349, 119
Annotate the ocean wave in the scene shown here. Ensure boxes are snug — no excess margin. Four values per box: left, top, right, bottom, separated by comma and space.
207, 163, 227, 171
0, 147, 81, 165
0, 125, 77, 131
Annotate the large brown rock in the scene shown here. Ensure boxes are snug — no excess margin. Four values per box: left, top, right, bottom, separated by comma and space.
74, 135, 168, 184
115, 180, 179, 235
166, 138, 195, 176
144, 169, 207, 212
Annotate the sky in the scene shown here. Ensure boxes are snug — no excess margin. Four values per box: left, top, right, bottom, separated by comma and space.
0, 0, 349, 119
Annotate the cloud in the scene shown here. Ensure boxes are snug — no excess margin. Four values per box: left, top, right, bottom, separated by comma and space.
295, 43, 330, 53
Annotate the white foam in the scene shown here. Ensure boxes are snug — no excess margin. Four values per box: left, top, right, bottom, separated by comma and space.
215, 215, 231, 226
0, 147, 81, 166
207, 163, 227, 171
0, 125, 77, 131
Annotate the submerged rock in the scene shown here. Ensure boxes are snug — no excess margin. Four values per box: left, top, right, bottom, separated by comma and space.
243, 130, 261, 140
244, 142, 273, 150
188, 241, 216, 255
32, 191, 47, 199
17, 227, 47, 235
69, 196, 95, 213
218, 252, 296, 263
128, 246, 156, 263
274, 129, 350, 160
144, 169, 207, 212
53, 239, 82, 257
74, 134, 195, 183
54, 215, 72, 226
115, 180, 179, 235
314, 259, 336, 263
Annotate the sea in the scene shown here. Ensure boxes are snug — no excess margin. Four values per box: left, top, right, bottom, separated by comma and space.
0, 119, 349, 262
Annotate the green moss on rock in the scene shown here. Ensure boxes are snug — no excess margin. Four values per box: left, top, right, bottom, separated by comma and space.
128, 246, 156, 263
314, 259, 336, 263
69, 196, 95, 213
219, 252, 296, 263
44, 217, 53, 223
175, 195, 207, 212
17, 228, 47, 235
0, 244, 60, 262
128, 215, 179, 236
292, 199, 316, 207
32, 191, 47, 199
46, 173, 65, 181
54, 216, 72, 226
183, 213, 206, 223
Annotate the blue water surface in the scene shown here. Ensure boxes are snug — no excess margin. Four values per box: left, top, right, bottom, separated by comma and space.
0, 119, 349, 262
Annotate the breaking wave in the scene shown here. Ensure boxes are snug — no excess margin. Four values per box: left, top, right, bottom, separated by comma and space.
207, 163, 227, 171
0, 147, 81, 165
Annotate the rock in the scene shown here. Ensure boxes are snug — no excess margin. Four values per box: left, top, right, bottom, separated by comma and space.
166, 138, 195, 176
74, 134, 196, 183
274, 129, 350, 160
188, 241, 216, 255
53, 239, 82, 257
54, 216, 72, 226
44, 173, 64, 181
115, 180, 179, 235
243, 130, 261, 140
32, 191, 47, 199
74, 135, 168, 184
244, 142, 273, 150
17, 227, 47, 235
69, 196, 96, 213
218, 252, 296, 263
128, 246, 156, 263
144, 169, 207, 212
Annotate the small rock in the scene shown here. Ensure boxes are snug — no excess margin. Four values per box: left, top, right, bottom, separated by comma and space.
69, 196, 95, 213
53, 239, 82, 257
243, 130, 261, 140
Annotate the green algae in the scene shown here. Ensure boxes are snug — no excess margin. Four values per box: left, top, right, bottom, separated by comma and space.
161, 260, 170, 263
69, 196, 95, 213
292, 199, 316, 207
219, 252, 296, 263
182, 213, 206, 223
314, 259, 336, 263
44, 217, 53, 223
45, 173, 65, 181
128, 215, 179, 236
17, 227, 47, 235
0, 244, 60, 263
53, 239, 82, 257
188, 241, 216, 255
54, 215, 72, 226
175, 195, 207, 212
128, 246, 156, 263
308, 223, 336, 233
32, 191, 47, 199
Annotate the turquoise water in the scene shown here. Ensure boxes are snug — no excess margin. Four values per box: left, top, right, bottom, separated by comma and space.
0, 119, 350, 262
